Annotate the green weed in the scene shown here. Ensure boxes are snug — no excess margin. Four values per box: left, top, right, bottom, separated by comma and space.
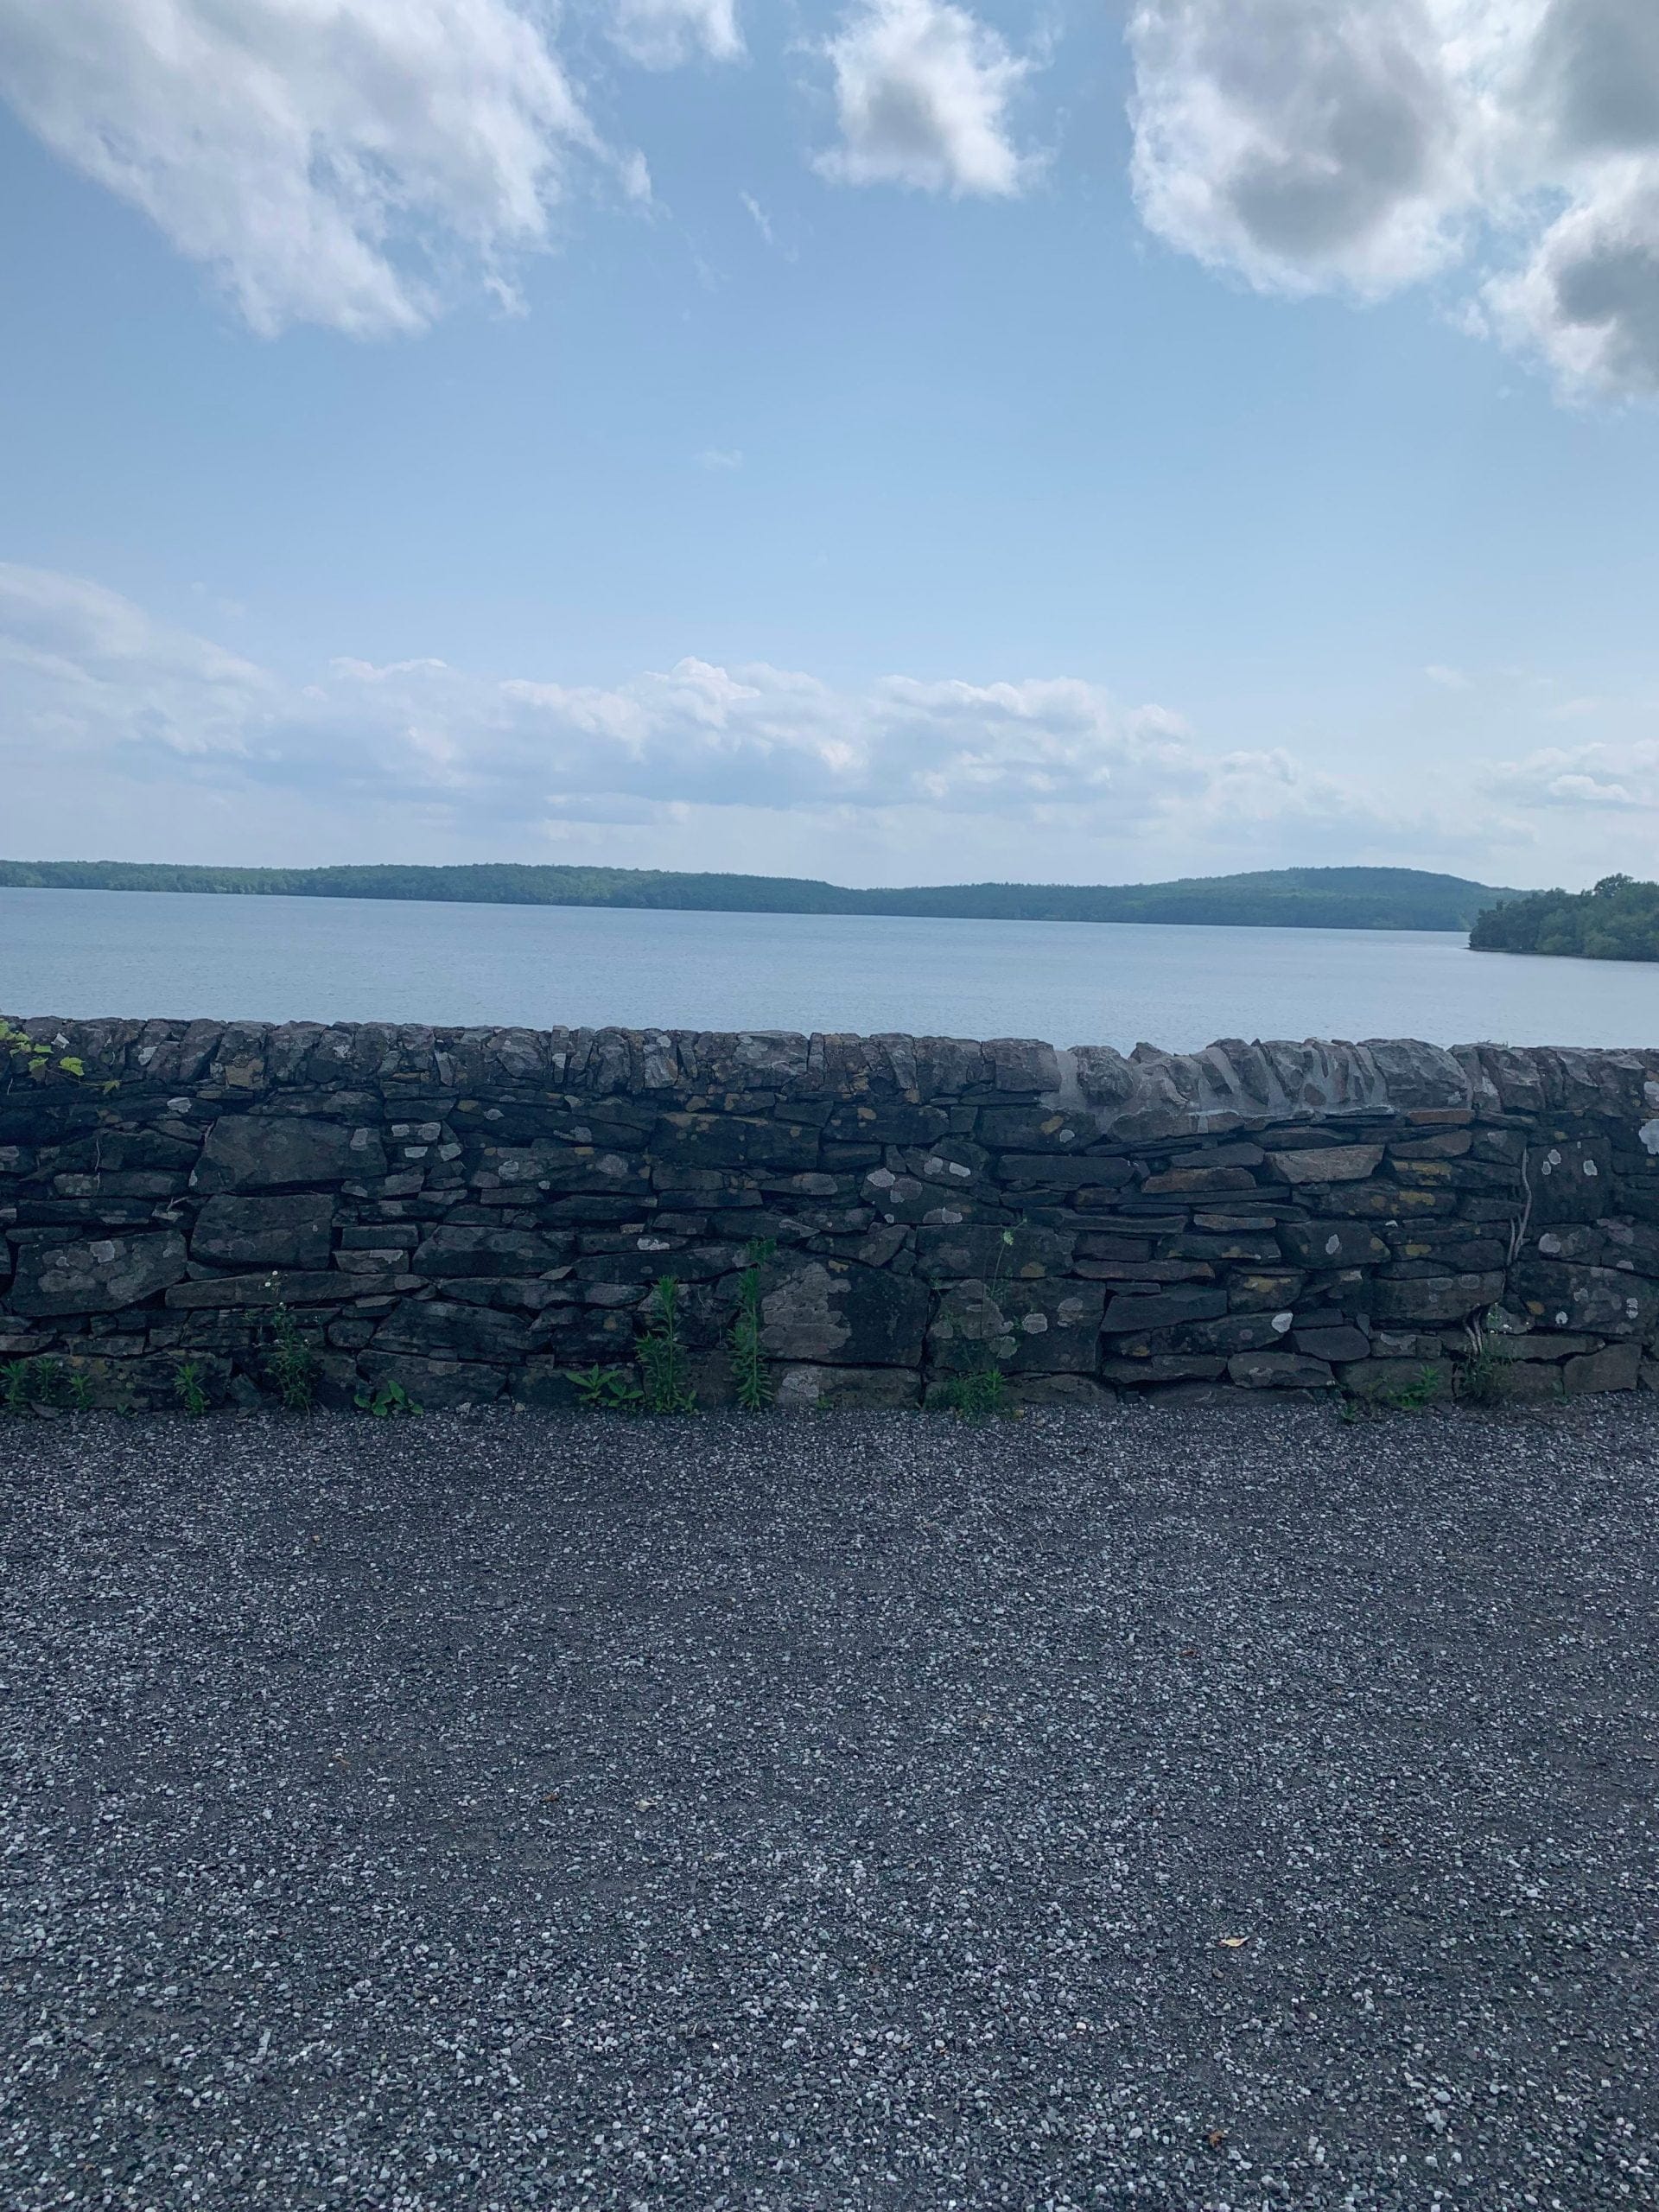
263, 1279, 318, 1413
354, 1378, 423, 1419
2, 1356, 74, 1410
931, 1227, 1019, 1420
0, 1019, 84, 1085
569, 1364, 645, 1412
1454, 1319, 1515, 1408
174, 1360, 209, 1416
730, 1239, 775, 1412
637, 1275, 697, 1414
931, 1366, 1010, 1421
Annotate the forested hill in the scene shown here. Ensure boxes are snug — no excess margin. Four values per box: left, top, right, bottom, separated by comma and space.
0, 861, 1519, 934
1470, 876, 1659, 961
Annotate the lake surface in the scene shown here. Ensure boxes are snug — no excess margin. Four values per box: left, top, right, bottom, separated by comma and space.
4, 886, 1658, 1052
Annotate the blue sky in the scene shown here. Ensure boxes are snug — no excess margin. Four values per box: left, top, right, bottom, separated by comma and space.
3, 0, 1658, 890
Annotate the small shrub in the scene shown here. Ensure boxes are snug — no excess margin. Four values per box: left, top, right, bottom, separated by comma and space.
175, 1360, 209, 1417
354, 1378, 422, 1419
637, 1275, 697, 1414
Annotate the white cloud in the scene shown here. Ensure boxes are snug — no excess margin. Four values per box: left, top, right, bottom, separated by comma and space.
1426, 663, 1474, 688
1485, 162, 1659, 395
0, 563, 1425, 869
610, 0, 741, 69
741, 192, 774, 244
817, 0, 1032, 197
0, 563, 274, 759
1126, 0, 1659, 397
696, 446, 745, 469
1488, 734, 1659, 808
1128, 0, 1484, 298
0, 0, 601, 337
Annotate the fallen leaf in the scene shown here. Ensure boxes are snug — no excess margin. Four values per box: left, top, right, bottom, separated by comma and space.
1217, 1935, 1249, 1948
1205, 2127, 1228, 2149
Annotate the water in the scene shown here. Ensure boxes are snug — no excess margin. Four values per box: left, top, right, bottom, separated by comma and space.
3, 886, 1658, 1053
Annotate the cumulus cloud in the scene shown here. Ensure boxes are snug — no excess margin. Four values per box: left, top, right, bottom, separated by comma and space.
1126, 0, 1659, 397
1488, 734, 1659, 809
0, 0, 600, 337
1128, 0, 1478, 296
0, 563, 1419, 864
609, 0, 741, 69
817, 0, 1032, 197
1486, 164, 1659, 394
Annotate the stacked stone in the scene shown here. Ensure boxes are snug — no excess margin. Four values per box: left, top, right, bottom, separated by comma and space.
3, 1016, 1659, 1411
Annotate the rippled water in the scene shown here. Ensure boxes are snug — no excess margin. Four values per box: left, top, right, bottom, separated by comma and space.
4, 886, 1657, 1052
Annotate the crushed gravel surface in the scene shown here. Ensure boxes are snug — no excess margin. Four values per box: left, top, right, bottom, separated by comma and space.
2, 1399, 1656, 2211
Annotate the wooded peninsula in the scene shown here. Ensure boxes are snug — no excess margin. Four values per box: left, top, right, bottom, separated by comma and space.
1470, 876, 1659, 961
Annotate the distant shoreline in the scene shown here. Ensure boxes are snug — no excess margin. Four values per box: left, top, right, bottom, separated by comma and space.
0, 861, 1518, 936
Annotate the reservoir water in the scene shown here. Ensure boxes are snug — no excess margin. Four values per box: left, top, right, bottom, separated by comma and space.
4, 886, 1658, 1054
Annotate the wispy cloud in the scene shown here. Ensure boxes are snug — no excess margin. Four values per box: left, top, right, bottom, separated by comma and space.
741, 192, 774, 244
695, 447, 745, 470
0, 0, 610, 337
610, 0, 742, 70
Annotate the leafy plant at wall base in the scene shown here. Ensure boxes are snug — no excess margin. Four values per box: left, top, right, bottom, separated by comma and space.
933, 1366, 1010, 1421
66, 1371, 93, 1411
934, 1228, 1018, 1421
569, 1364, 645, 1412
638, 1275, 698, 1414
1382, 1364, 1444, 1414
2, 1357, 75, 1411
730, 1240, 776, 1412
355, 1379, 422, 1419
175, 1361, 208, 1417
1456, 1319, 1515, 1408
263, 1279, 318, 1413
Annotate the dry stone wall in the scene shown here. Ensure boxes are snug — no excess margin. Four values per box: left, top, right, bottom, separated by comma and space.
5, 1015, 1659, 1412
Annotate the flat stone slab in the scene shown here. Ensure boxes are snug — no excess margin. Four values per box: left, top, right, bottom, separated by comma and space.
3, 1400, 1656, 2209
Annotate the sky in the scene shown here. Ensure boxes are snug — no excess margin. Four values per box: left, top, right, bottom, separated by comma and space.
2, 0, 1658, 893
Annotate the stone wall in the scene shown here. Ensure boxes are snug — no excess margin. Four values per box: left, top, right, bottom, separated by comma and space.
4, 1016, 1659, 1412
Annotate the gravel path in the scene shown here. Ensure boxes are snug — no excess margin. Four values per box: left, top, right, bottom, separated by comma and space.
3, 1399, 1656, 2211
